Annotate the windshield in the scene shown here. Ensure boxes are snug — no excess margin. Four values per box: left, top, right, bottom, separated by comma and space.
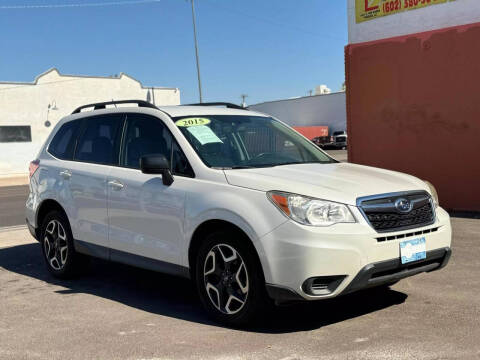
174, 115, 336, 169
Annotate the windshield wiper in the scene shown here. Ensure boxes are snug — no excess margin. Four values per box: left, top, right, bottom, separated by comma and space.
276, 160, 335, 166
226, 164, 277, 169
220, 161, 334, 170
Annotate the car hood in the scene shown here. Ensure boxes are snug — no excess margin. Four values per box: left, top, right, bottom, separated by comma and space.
223, 162, 429, 206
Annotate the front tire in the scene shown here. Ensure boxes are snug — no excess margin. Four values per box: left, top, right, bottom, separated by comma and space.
195, 231, 268, 326
40, 210, 81, 279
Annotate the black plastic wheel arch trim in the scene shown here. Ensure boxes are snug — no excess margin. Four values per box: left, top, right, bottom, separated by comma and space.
265, 283, 305, 305
26, 218, 39, 241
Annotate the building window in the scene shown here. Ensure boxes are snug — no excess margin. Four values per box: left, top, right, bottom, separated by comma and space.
0, 126, 32, 143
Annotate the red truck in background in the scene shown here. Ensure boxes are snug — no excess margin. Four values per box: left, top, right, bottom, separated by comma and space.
293, 126, 328, 140
293, 126, 330, 148
293, 126, 347, 149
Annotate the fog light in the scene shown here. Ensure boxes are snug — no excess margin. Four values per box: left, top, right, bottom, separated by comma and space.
302, 275, 346, 296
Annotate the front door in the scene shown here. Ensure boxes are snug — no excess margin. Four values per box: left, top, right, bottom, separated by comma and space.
107, 113, 192, 272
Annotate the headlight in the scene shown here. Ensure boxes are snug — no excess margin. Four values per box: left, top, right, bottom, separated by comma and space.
424, 180, 439, 207
267, 191, 356, 226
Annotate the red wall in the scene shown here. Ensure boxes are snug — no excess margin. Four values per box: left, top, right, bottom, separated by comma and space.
346, 22, 480, 211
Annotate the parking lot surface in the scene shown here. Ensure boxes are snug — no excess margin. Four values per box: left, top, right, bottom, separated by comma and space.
0, 216, 479, 360
326, 149, 348, 162
0, 185, 29, 228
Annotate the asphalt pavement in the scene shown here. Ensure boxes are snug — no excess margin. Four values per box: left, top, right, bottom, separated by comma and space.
0, 218, 479, 359
0, 185, 29, 228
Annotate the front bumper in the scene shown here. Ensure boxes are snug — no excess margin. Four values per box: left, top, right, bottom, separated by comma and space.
340, 246, 451, 295
266, 247, 451, 304
259, 206, 452, 303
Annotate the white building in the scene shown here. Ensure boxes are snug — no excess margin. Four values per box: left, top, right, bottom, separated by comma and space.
0, 68, 180, 176
250, 91, 346, 134
314, 84, 331, 95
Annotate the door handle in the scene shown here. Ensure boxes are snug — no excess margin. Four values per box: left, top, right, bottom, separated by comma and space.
59, 170, 72, 179
108, 179, 124, 190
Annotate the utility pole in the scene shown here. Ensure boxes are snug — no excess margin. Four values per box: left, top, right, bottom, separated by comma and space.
240, 94, 248, 108
190, 0, 203, 103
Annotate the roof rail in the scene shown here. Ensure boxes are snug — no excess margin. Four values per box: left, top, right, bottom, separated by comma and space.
72, 100, 158, 114
182, 102, 247, 110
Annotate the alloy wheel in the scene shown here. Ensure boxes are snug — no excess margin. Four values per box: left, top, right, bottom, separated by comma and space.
203, 243, 249, 315
44, 219, 68, 271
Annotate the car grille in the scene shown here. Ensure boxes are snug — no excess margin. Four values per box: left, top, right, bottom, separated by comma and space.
357, 191, 435, 233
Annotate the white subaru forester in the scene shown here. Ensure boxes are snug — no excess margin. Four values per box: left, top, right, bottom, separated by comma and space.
26, 100, 452, 326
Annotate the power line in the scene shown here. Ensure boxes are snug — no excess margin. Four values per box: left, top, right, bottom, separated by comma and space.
0, 0, 161, 10
202, 0, 345, 41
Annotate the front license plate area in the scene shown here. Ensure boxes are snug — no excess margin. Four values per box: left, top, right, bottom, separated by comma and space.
400, 238, 426, 264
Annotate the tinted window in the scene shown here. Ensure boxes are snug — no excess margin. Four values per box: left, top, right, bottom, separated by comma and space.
171, 140, 194, 177
122, 114, 172, 169
49, 120, 81, 160
74, 115, 123, 165
0, 126, 32, 143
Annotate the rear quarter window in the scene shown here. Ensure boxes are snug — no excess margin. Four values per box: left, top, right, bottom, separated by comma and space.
48, 120, 81, 160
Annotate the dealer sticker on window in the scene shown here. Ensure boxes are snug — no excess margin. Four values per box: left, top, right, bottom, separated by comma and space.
186, 126, 223, 145
400, 238, 426, 264
175, 117, 211, 127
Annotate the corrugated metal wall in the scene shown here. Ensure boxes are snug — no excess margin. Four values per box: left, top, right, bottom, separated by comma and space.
250, 92, 347, 135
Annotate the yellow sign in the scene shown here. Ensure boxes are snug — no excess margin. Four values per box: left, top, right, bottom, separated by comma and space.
356, 0, 455, 23
175, 117, 211, 127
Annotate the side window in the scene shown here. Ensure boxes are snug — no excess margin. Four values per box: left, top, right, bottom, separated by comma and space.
171, 140, 194, 177
122, 114, 172, 169
48, 120, 81, 160
74, 115, 123, 165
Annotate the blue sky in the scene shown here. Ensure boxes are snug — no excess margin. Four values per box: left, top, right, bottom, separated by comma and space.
0, 0, 347, 105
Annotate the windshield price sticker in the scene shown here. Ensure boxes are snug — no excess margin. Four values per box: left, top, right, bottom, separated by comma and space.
175, 118, 211, 127
186, 125, 223, 145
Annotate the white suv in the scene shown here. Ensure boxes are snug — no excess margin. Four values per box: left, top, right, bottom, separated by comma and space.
26, 100, 452, 325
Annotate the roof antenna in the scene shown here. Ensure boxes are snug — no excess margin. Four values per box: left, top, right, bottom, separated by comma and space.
112, 99, 117, 108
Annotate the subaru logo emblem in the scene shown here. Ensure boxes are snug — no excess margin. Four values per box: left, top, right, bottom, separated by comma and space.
395, 198, 412, 213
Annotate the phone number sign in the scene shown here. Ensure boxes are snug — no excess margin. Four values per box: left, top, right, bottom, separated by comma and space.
356, 0, 456, 23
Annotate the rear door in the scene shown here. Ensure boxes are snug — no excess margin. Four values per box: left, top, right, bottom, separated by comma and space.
65, 113, 124, 257
107, 113, 194, 273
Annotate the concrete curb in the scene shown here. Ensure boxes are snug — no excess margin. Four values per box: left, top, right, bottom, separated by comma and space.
0, 227, 35, 249
0, 175, 29, 187
0, 225, 27, 233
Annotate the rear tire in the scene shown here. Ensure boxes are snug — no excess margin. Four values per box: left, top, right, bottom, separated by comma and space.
40, 210, 81, 279
195, 230, 268, 327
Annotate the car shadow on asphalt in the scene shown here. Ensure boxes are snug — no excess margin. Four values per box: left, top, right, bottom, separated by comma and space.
0, 242, 407, 334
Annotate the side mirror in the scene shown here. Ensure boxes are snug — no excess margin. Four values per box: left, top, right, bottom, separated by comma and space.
140, 154, 174, 186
